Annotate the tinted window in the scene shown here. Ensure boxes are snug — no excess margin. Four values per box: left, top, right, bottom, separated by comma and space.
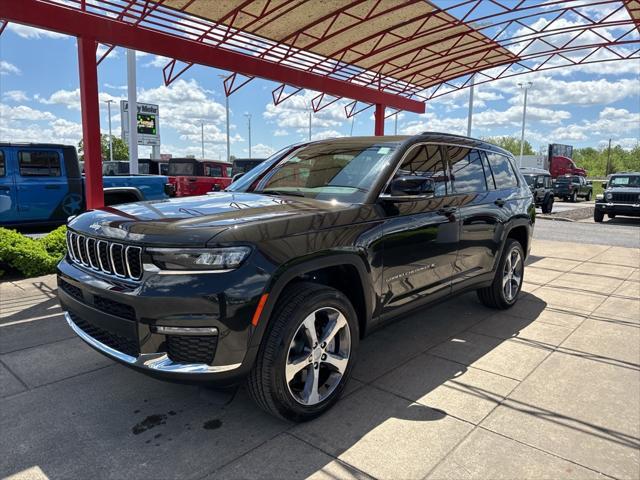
393, 144, 448, 196
486, 153, 517, 189
205, 165, 222, 177
19, 151, 61, 177
448, 147, 487, 193
481, 152, 496, 189
168, 162, 195, 176
0, 151, 4, 177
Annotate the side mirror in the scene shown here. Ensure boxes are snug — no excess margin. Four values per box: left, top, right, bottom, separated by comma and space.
586, 180, 592, 185
212, 184, 222, 192
231, 172, 245, 183
388, 175, 435, 197
601, 181, 608, 189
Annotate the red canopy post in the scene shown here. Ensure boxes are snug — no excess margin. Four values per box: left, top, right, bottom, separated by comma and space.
77, 36, 104, 209
374, 104, 385, 136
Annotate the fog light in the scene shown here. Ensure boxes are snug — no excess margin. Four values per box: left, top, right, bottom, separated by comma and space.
155, 326, 218, 336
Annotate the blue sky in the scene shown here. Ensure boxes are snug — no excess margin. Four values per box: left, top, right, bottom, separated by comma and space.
0, 3, 638, 161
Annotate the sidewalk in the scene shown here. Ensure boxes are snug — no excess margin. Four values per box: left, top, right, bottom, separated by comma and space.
1, 239, 638, 480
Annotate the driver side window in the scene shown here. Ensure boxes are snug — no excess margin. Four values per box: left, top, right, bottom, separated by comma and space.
391, 144, 448, 196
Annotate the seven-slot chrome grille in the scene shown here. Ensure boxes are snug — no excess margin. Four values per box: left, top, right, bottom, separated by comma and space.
67, 231, 143, 280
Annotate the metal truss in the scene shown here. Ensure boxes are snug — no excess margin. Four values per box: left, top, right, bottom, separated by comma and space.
7, 0, 640, 109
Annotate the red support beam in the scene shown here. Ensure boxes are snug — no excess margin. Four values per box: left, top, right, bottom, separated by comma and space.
0, 0, 424, 114
77, 37, 104, 209
374, 104, 385, 136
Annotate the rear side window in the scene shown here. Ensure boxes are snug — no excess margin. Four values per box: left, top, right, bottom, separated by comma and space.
485, 153, 517, 189
0, 151, 5, 177
394, 144, 448, 196
19, 151, 61, 177
205, 165, 222, 177
448, 147, 487, 193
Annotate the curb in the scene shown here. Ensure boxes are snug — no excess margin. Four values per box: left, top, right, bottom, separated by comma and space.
537, 215, 574, 222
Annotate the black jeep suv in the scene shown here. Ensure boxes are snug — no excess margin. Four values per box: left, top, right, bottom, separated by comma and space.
521, 167, 554, 213
57, 133, 534, 421
594, 172, 640, 222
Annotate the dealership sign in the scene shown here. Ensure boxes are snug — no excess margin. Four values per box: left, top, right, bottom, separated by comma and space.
120, 101, 160, 146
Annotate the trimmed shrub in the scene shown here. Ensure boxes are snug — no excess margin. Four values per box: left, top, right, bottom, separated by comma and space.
0, 226, 67, 278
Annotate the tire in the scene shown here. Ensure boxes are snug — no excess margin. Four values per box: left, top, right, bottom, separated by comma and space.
571, 191, 577, 202
585, 191, 592, 201
246, 282, 359, 422
608, 213, 616, 219
477, 238, 525, 310
541, 195, 554, 214
594, 209, 604, 222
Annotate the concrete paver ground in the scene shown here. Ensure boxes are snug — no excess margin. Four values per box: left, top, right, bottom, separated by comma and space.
0, 239, 639, 480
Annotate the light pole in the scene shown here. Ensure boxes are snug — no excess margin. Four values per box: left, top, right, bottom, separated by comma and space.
467, 75, 475, 137
218, 74, 230, 162
518, 81, 532, 166
244, 113, 252, 159
308, 109, 312, 141
201, 122, 205, 159
350, 115, 355, 136
394, 112, 398, 135
105, 99, 114, 161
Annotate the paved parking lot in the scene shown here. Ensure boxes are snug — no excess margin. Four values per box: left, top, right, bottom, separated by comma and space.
1, 239, 638, 480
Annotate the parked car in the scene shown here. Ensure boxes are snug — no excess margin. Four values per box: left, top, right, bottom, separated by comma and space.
0, 143, 170, 227
594, 172, 640, 222
231, 158, 265, 177
167, 158, 233, 197
521, 167, 554, 213
103, 159, 168, 176
553, 175, 592, 202
57, 133, 534, 421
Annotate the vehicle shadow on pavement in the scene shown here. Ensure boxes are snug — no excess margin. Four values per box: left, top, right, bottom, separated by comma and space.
2, 288, 638, 479
599, 217, 640, 226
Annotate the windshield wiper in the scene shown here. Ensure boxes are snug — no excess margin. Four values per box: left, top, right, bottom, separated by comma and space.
254, 189, 306, 197
309, 185, 368, 192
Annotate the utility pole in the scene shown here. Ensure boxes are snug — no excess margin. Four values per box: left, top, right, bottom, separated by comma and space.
518, 81, 533, 167
106, 99, 114, 161
394, 112, 398, 135
245, 113, 252, 159
350, 115, 355, 136
467, 75, 475, 137
606, 138, 612, 175
308, 109, 312, 141
201, 122, 205, 159
126, 48, 138, 173
218, 74, 230, 162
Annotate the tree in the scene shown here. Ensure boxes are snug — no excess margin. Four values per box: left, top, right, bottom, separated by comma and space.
482, 136, 535, 156
78, 134, 129, 161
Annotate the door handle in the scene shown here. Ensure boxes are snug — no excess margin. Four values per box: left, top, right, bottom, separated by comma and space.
438, 206, 457, 216
494, 198, 506, 207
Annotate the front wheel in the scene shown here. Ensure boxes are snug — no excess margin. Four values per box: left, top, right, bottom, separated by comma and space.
541, 195, 554, 214
585, 191, 592, 201
247, 282, 359, 422
571, 191, 578, 202
477, 238, 524, 309
594, 209, 604, 222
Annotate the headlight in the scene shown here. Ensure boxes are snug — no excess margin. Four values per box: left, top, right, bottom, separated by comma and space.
596, 194, 604, 201
148, 247, 251, 270
605, 192, 612, 201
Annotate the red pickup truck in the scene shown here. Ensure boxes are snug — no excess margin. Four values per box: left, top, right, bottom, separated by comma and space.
167, 158, 233, 197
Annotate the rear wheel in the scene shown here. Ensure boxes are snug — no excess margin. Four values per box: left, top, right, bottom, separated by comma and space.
247, 282, 358, 422
585, 191, 592, 201
594, 209, 604, 222
571, 191, 578, 202
541, 195, 554, 214
477, 238, 524, 310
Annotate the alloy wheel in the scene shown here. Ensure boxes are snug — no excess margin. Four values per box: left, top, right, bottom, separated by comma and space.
285, 307, 351, 406
502, 248, 523, 302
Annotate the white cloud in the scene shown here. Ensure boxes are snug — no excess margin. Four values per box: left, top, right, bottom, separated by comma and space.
2, 90, 29, 102
251, 144, 276, 158
263, 91, 348, 130
550, 107, 640, 141
144, 55, 172, 68
96, 43, 119, 60
273, 129, 289, 137
37, 88, 122, 110
0, 103, 55, 121
6, 24, 69, 39
311, 129, 344, 141
0, 60, 20, 76
598, 137, 639, 150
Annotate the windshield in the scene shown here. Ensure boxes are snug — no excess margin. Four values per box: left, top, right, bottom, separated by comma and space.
523, 175, 536, 186
228, 140, 399, 203
555, 177, 573, 184
609, 175, 640, 187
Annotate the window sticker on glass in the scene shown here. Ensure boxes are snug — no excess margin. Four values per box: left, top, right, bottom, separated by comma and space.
377, 147, 391, 155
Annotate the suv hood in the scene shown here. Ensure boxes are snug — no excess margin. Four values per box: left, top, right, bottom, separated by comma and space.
68, 192, 367, 245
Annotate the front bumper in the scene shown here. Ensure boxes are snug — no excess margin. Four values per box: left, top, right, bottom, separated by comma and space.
595, 202, 640, 217
57, 255, 270, 384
